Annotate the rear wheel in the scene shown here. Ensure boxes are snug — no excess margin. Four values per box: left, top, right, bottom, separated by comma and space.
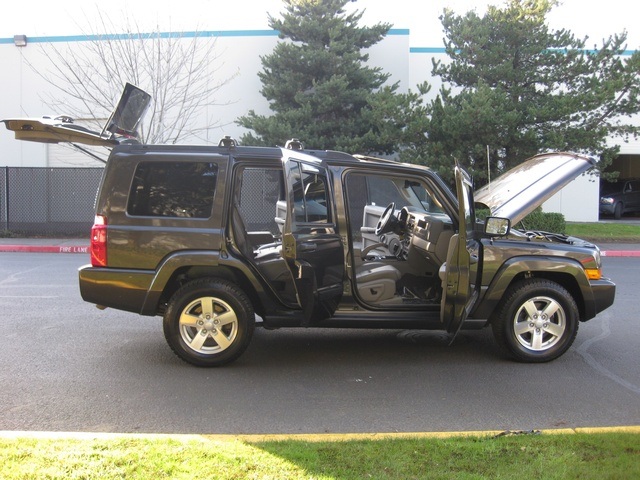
163, 278, 255, 367
491, 279, 579, 363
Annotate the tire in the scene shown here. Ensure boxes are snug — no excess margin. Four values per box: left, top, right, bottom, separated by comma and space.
491, 279, 579, 363
163, 278, 255, 367
614, 202, 623, 220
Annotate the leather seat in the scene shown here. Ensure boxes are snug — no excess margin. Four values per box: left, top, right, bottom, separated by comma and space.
356, 263, 401, 303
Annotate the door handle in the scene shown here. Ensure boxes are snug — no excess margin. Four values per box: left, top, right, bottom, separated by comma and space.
298, 242, 317, 252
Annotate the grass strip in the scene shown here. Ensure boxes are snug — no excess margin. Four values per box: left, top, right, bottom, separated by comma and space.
1, 431, 638, 479
566, 222, 640, 242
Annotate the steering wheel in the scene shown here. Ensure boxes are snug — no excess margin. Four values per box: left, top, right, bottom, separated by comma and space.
375, 202, 396, 236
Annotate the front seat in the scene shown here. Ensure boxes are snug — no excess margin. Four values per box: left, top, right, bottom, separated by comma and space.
355, 263, 401, 303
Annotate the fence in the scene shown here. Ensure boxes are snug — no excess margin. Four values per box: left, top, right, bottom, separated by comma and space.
0, 167, 104, 237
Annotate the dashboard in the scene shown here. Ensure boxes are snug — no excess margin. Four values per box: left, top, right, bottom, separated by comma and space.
387, 206, 454, 264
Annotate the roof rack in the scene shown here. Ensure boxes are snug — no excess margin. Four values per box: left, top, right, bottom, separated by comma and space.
218, 135, 238, 148
353, 154, 398, 164
285, 138, 304, 150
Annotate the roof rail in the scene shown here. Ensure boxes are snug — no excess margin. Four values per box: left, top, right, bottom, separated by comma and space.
353, 154, 398, 164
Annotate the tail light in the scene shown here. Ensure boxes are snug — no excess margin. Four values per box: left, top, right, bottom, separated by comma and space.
90, 215, 108, 267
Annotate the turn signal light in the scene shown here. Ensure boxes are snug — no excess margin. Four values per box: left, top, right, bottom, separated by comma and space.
585, 268, 602, 280
90, 215, 108, 267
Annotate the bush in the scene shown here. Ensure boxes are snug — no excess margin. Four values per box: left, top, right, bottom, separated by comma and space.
515, 208, 566, 234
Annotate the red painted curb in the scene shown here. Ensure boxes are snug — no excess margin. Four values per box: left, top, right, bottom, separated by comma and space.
0, 245, 89, 254
601, 250, 640, 257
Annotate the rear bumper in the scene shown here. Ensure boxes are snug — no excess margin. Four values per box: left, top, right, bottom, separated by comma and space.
78, 265, 154, 315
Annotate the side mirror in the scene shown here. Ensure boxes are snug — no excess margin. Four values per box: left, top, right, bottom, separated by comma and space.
484, 216, 510, 237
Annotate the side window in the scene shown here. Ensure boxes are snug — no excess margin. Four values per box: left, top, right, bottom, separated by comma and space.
289, 161, 329, 223
366, 175, 405, 207
238, 167, 284, 235
127, 161, 217, 218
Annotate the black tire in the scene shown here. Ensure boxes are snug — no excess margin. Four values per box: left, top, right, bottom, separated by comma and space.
163, 278, 255, 367
491, 279, 579, 363
614, 202, 623, 220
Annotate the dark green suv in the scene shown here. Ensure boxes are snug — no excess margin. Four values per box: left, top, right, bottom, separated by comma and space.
3, 85, 615, 366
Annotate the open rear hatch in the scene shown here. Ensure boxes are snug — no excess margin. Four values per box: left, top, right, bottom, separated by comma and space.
2, 83, 151, 147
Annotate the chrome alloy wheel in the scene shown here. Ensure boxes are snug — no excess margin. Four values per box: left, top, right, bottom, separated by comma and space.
178, 296, 239, 354
512, 295, 566, 351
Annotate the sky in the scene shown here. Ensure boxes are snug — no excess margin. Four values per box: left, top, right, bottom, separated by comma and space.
1, 0, 639, 49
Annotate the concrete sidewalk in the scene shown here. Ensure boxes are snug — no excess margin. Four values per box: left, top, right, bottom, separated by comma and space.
0, 237, 639, 256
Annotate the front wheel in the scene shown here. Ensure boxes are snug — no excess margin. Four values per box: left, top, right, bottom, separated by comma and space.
163, 278, 255, 367
614, 202, 623, 220
491, 279, 579, 363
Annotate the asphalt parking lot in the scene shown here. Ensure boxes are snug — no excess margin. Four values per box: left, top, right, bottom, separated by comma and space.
0, 252, 638, 435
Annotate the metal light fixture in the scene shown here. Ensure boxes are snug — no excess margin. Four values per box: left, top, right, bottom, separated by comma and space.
13, 35, 27, 47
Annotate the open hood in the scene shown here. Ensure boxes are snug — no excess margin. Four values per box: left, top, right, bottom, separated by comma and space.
474, 152, 595, 226
1, 83, 151, 147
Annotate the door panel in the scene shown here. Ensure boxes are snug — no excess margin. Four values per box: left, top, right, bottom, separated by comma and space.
282, 155, 344, 324
441, 165, 481, 338
361, 204, 387, 250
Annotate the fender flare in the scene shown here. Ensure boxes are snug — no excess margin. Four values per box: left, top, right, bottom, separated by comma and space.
140, 250, 270, 315
472, 255, 595, 321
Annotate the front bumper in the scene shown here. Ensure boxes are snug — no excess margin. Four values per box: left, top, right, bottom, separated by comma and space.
599, 204, 615, 215
587, 277, 616, 319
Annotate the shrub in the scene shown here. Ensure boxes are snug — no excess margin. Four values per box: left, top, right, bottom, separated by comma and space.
515, 208, 566, 234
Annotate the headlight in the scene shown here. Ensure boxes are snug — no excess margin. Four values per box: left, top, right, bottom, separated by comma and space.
600, 197, 614, 205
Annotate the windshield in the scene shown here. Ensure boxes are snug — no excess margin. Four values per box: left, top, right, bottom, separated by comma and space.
365, 175, 444, 213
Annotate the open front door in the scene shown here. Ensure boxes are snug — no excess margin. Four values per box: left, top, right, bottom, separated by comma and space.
282, 153, 344, 325
441, 165, 481, 338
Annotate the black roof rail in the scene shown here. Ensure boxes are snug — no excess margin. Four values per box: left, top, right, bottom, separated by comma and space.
352, 154, 398, 164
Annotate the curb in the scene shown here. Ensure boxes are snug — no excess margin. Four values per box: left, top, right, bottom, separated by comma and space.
1, 426, 639, 442
601, 250, 640, 257
0, 245, 89, 254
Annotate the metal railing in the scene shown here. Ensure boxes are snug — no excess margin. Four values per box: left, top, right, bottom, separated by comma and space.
0, 167, 103, 237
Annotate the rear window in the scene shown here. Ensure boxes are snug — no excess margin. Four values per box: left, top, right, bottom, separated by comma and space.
127, 161, 217, 218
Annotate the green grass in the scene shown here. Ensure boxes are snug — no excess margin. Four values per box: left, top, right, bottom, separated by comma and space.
1, 432, 639, 479
566, 222, 640, 242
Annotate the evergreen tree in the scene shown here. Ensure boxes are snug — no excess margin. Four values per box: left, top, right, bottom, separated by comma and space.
400, 0, 640, 184
237, 0, 398, 153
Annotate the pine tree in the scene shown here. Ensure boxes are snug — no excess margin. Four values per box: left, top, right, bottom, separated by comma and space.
400, 0, 640, 184
237, 0, 398, 153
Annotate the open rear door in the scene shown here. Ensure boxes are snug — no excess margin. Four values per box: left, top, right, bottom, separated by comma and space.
281, 153, 344, 325
441, 165, 480, 339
